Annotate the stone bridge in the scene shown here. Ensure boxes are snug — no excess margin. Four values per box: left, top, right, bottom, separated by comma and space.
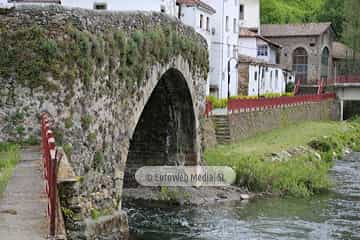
0, 6, 209, 239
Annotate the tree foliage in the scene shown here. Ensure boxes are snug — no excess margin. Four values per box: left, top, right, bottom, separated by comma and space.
261, 0, 344, 36
343, 0, 360, 56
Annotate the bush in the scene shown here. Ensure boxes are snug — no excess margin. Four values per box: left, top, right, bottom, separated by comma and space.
81, 114, 92, 130
0, 143, 20, 196
206, 96, 228, 109
232, 154, 331, 197
286, 82, 295, 93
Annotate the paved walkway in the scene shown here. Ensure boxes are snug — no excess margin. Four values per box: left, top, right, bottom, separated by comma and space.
0, 147, 48, 240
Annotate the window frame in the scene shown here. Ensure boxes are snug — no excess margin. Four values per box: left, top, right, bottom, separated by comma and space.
239, 4, 244, 20
257, 45, 268, 57
225, 16, 229, 32
94, 2, 107, 10
292, 47, 308, 83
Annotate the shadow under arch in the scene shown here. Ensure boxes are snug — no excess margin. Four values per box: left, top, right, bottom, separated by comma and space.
124, 68, 197, 188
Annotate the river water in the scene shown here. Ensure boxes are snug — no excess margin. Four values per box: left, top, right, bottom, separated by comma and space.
125, 152, 360, 240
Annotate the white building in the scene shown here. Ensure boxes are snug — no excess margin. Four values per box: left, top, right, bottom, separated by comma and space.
238, 55, 294, 97
62, 0, 177, 16
0, 0, 9, 7
239, 0, 260, 33
239, 28, 280, 64
176, 0, 215, 95
7, 0, 177, 16
237, 0, 295, 96
203, 0, 241, 99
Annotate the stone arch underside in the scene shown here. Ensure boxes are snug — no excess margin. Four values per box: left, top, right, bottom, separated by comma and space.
124, 68, 198, 188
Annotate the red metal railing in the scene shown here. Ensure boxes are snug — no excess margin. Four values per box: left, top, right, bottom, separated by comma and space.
205, 100, 213, 117
294, 80, 301, 95
41, 112, 59, 237
228, 93, 336, 113
329, 75, 360, 84
303, 75, 360, 85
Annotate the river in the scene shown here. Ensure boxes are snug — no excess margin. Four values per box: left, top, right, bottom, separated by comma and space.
125, 152, 360, 240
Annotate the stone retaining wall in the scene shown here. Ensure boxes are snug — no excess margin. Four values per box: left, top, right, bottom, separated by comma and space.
228, 100, 339, 142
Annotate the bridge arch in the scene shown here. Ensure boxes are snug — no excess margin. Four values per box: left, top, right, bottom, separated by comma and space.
123, 66, 199, 188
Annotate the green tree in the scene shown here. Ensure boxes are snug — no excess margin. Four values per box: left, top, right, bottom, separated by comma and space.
343, 0, 360, 57
317, 0, 345, 35
261, 0, 323, 24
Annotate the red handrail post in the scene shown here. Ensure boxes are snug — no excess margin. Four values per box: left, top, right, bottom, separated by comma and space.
41, 113, 58, 238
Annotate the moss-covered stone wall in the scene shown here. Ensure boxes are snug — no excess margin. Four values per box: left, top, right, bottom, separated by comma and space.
0, 6, 209, 240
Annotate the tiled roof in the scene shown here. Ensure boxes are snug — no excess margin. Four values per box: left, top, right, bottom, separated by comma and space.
177, 0, 216, 14
239, 28, 282, 49
261, 22, 333, 37
332, 41, 353, 59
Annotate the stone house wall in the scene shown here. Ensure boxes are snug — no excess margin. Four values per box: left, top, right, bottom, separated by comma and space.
266, 29, 334, 84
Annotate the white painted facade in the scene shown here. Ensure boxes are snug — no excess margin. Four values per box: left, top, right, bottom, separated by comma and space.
8, 0, 177, 16
237, 0, 295, 96
62, 0, 176, 16
204, 0, 241, 98
247, 65, 290, 96
177, 3, 215, 96
0, 0, 12, 7
239, 0, 260, 32
239, 35, 279, 63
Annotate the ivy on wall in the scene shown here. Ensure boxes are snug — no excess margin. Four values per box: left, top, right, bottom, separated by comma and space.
0, 24, 209, 94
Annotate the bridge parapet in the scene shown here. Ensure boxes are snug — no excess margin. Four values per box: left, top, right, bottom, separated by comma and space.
0, 6, 209, 240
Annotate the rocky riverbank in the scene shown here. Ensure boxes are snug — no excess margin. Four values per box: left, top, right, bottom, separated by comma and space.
123, 186, 255, 207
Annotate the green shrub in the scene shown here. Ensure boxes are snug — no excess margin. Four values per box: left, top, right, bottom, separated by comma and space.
286, 82, 295, 93
0, 24, 210, 95
63, 143, 73, 160
81, 115, 92, 130
93, 151, 104, 170
65, 116, 73, 129
0, 143, 20, 196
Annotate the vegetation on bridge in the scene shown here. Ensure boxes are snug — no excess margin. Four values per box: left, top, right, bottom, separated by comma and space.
0, 24, 209, 102
0, 143, 20, 197
205, 119, 360, 197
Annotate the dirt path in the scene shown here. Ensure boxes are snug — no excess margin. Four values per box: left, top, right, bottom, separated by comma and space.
0, 147, 48, 240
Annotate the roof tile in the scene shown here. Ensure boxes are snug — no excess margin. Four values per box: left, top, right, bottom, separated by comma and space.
261, 22, 332, 37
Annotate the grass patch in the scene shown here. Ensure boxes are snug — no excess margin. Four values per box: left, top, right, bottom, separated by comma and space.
205, 120, 360, 197
0, 143, 20, 197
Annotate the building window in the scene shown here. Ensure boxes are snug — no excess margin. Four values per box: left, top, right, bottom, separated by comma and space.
206, 17, 210, 31
233, 18, 237, 33
226, 16, 229, 32
200, 14, 204, 29
254, 72, 257, 81
94, 2, 107, 10
160, 5, 166, 13
321, 47, 330, 80
233, 45, 238, 58
292, 47, 308, 84
275, 70, 279, 89
239, 5, 244, 20
227, 44, 231, 58
257, 45, 268, 56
